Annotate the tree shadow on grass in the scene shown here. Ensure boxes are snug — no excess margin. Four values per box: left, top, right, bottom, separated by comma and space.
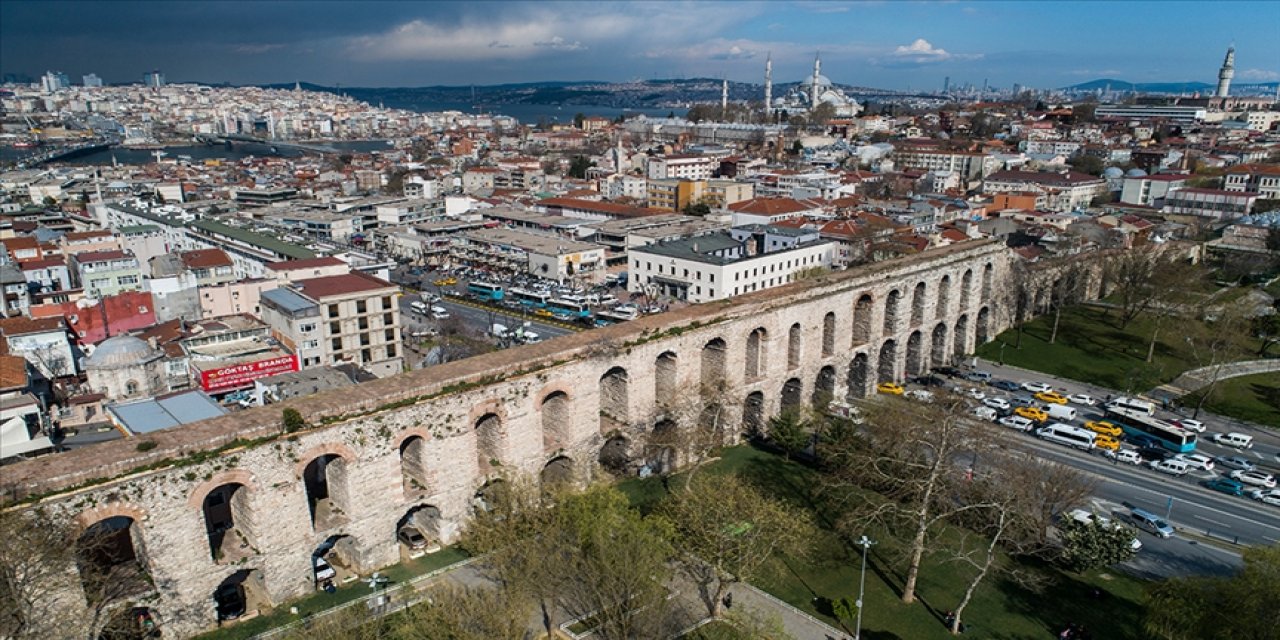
986, 562, 1145, 640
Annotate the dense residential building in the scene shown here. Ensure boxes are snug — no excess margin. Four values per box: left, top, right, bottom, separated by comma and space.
451, 228, 606, 281
1120, 174, 1188, 206
1162, 187, 1259, 220
1224, 164, 1280, 199
260, 271, 402, 377
70, 249, 144, 298
646, 154, 716, 181
983, 170, 1108, 212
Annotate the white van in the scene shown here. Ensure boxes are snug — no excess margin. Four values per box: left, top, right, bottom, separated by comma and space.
1148, 458, 1190, 476
1107, 397, 1155, 416
1211, 432, 1254, 449
430, 305, 449, 319
409, 300, 428, 313
1035, 423, 1096, 451
1044, 404, 1077, 422
971, 406, 998, 421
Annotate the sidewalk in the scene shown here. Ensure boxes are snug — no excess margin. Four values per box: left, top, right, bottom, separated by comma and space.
729, 583, 852, 640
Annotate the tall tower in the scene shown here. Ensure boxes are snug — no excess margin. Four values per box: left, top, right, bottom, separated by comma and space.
811, 53, 821, 107
1216, 46, 1235, 98
764, 52, 773, 118
721, 79, 729, 118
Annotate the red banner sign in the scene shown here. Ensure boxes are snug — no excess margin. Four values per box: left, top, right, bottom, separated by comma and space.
197, 355, 298, 393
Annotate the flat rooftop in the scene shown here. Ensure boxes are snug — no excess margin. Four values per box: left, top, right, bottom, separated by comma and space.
460, 228, 604, 256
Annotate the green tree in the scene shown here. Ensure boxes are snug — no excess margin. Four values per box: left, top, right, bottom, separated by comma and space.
1056, 517, 1139, 573
282, 407, 306, 433
394, 583, 532, 640
683, 202, 711, 216
767, 410, 810, 459
568, 155, 595, 179
1253, 315, 1280, 357
1068, 154, 1105, 176
1144, 545, 1280, 640
573, 112, 586, 128
659, 474, 813, 619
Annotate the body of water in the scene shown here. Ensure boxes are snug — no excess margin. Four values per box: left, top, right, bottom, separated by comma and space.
386, 100, 677, 124
0, 140, 393, 166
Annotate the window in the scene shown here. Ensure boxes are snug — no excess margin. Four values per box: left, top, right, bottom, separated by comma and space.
356, 300, 367, 314
117, 275, 139, 286
360, 333, 371, 346
385, 328, 395, 341
302, 340, 319, 349
328, 304, 340, 318
358, 318, 369, 331
382, 296, 392, 310
300, 322, 316, 333
361, 349, 372, 363
383, 312, 393, 326
386, 345, 397, 358
329, 321, 340, 334
331, 338, 343, 350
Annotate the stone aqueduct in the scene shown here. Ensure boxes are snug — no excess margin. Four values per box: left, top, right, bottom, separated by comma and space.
6, 240, 1016, 637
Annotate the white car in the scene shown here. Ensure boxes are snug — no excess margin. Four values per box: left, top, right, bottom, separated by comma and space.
905, 389, 934, 402
1149, 459, 1190, 476
1248, 489, 1280, 507
964, 387, 986, 401
1104, 448, 1142, 465
1021, 381, 1052, 394
971, 406, 998, 421
1173, 453, 1215, 472
998, 415, 1035, 432
1229, 470, 1277, 488
1173, 419, 1205, 433
1067, 393, 1096, 406
983, 397, 1011, 411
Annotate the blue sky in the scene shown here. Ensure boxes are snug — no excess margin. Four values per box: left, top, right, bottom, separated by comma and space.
2, 1, 1277, 89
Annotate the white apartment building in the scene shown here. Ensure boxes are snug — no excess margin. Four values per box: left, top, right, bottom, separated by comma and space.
628, 225, 834, 303
891, 149, 997, 184
983, 170, 1108, 212
646, 155, 716, 181
1120, 174, 1187, 207
1224, 164, 1280, 199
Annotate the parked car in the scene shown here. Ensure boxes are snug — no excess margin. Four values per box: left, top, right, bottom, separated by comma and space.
1067, 393, 1097, 406
1129, 507, 1175, 538
1174, 452, 1215, 472
991, 379, 1022, 392
983, 397, 1011, 411
397, 526, 429, 550
877, 381, 904, 395
912, 375, 946, 387
963, 370, 992, 383
1203, 477, 1246, 497
1229, 470, 1277, 488
905, 389, 935, 402
1247, 488, 1280, 506
971, 406, 998, 421
1021, 381, 1053, 394
998, 415, 1036, 432
1173, 419, 1206, 433
1216, 456, 1256, 472
1035, 391, 1069, 405
934, 366, 963, 378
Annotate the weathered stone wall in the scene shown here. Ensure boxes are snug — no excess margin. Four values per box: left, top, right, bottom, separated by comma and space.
3, 240, 1014, 638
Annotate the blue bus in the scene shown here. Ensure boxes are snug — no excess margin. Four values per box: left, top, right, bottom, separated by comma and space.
467, 281, 505, 302
548, 298, 591, 318
1104, 406, 1197, 453
509, 287, 550, 308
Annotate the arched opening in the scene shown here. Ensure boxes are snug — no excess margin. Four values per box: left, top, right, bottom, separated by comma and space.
954, 314, 970, 358
202, 483, 257, 564
213, 568, 270, 624
312, 535, 360, 587
878, 339, 898, 383
883, 289, 901, 335
847, 353, 870, 399
397, 505, 443, 557
475, 413, 504, 472
852, 294, 874, 346
599, 367, 629, 432
541, 456, 575, 490
541, 391, 571, 453
303, 454, 350, 531
701, 337, 727, 393
936, 274, 952, 317
745, 327, 768, 380
960, 269, 974, 309
822, 312, 836, 357
655, 351, 678, 401
97, 605, 163, 639
77, 516, 151, 603
976, 306, 991, 345
982, 263, 994, 301
788, 323, 802, 370
905, 331, 924, 376
742, 391, 765, 437
399, 436, 429, 497
931, 323, 949, 368
910, 281, 927, 326
812, 366, 836, 409
598, 435, 632, 476
780, 378, 803, 413
646, 419, 678, 475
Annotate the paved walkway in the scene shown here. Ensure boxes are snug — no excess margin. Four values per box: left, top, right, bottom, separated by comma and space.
1152, 358, 1280, 398
729, 583, 853, 640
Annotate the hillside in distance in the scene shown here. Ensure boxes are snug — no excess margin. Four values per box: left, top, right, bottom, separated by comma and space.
1064, 78, 1280, 93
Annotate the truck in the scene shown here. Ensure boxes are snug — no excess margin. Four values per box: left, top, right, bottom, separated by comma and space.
489, 323, 509, 339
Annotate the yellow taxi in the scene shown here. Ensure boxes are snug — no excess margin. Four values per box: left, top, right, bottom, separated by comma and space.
534, 308, 554, 318
432, 277, 457, 286
1014, 406, 1049, 423
1034, 391, 1068, 405
1084, 420, 1122, 438
876, 382, 905, 395
1093, 434, 1121, 452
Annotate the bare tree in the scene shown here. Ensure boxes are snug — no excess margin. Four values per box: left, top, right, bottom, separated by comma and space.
0, 508, 82, 640
1044, 263, 1090, 345
1141, 256, 1205, 363
648, 381, 741, 490
393, 583, 532, 640
1183, 306, 1252, 419
1103, 247, 1164, 329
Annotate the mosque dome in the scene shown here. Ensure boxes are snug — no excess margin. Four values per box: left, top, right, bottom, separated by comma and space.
1102, 167, 1125, 179
799, 74, 834, 88
1126, 168, 1148, 177
84, 335, 160, 370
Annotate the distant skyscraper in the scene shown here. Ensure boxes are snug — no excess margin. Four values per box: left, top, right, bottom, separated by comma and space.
41, 70, 70, 93
83, 73, 103, 88
143, 70, 166, 88
764, 52, 773, 115
943, 76, 950, 93
1215, 46, 1235, 98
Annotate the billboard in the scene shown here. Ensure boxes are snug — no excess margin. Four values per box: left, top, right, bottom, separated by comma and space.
197, 354, 299, 393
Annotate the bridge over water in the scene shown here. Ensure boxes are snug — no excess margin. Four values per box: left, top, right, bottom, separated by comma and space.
194, 133, 340, 155
11, 136, 119, 169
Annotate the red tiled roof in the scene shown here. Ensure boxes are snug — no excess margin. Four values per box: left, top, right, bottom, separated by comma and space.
19, 257, 66, 270
0, 315, 66, 336
72, 249, 130, 263
986, 170, 1103, 187
63, 230, 114, 241
0, 354, 28, 389
727, 197, 816, 216
1226, 163, 1280, 176
539, 197, 659, 218
179, 248, 233, 269
292, 271, 395, 299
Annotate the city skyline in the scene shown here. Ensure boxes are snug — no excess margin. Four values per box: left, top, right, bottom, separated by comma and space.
2, 0, 1278, 90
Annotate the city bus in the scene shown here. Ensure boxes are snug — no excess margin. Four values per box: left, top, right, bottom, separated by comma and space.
1104, 406, 1197, 453
467, 281, 505, 302
547, 298, 591, 318
509, 287, 551, 308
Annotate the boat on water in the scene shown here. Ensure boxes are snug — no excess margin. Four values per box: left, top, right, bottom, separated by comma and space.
12, 140, 41, 149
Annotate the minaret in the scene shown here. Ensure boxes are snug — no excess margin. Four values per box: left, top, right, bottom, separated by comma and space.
721, 79, 729, 118
1215, 46, 1235, 98
811, 53, 821, 107
764, 52, 773, 118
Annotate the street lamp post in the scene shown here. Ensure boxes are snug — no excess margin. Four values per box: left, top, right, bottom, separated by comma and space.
855, 535, 876, 640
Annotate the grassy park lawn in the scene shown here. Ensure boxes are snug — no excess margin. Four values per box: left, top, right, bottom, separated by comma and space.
975, 305, 1261, 393
1185, 372, 1280, 427
621, 445, 1150, 640
193, 546, 470, 640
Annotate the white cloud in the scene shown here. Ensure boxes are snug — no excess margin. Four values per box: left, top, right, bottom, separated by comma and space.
876, 38, 981, 66
233, 43, 285, 55
1239, 68, 1280, 82
534, 36, 586, 52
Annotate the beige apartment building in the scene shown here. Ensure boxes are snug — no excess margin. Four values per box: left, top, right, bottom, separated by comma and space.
260, 272, 402, 377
